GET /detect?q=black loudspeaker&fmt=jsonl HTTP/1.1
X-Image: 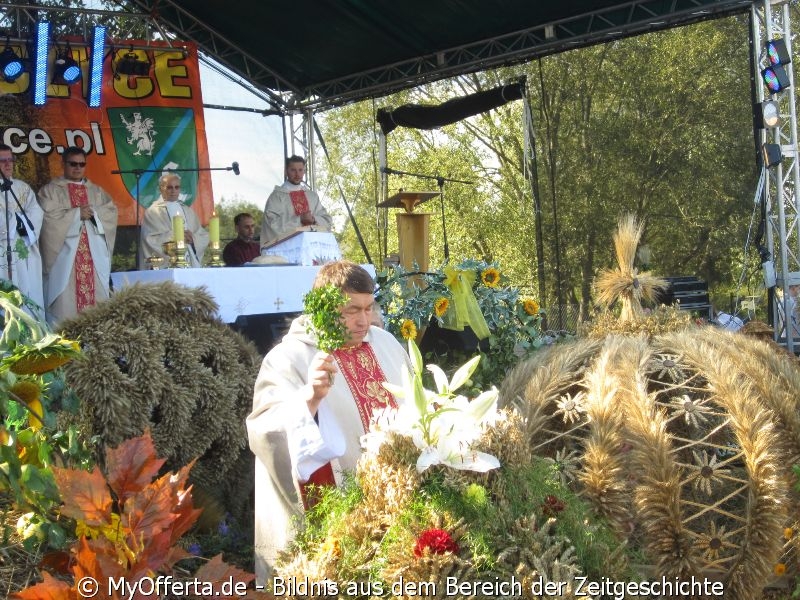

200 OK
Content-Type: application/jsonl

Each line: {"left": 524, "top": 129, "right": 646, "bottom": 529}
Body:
{"left": 231, "top": 312, "right": 298, "bottom": 355}
{"left": 656, "top": 276, "right": 712, "bottom": 318}
{"left": 418, "top": 318, "right": 489, "bottom": 356}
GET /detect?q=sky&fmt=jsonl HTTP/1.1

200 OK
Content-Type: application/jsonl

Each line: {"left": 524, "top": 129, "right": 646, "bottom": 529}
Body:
{"left": 198, "top": 62, "right": 285, "bottom": 208}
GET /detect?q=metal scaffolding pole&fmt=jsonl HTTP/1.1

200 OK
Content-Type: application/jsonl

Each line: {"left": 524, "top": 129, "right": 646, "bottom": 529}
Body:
{"left": 753, "top": 0, "right": 800, "bottom": 352}
{"left": 283, "top": 110, "right": 316, "bottom": 187}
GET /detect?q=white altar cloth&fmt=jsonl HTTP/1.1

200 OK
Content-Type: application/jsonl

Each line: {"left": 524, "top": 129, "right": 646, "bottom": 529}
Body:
{"left": 261, "top": 231, "right": 341, "bottom": 266}
{"left": 111, "top": 263, "right": 375, "bottom": 324}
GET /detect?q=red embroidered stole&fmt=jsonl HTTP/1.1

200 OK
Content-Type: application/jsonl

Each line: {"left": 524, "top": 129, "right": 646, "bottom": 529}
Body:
{"left": 300, "top": 343, "right": 396, "bottom": 510}
{"left": 289, "top": 190, "right": 310, "bottom": 215}
{"left": 333, "top": 342, "right": 397, "bottom": 429}
{"left": 68, "top": 183, "right": 95, "bottom": 312}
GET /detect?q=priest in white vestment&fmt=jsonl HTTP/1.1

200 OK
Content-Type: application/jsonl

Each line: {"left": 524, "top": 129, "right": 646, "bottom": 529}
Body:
{"left": 246, "top": 261, "right": 411, "bottom": 584}
{"left": 140, "top": 173, "right": 209, "bottom": 267}
{"left": 260, "top": 155, "right": 332, "bottom": 245}
{"left": 0, "top": 145, "right": 44, "bottom": 316}
{"left": 38, "top": 147, "right": 117, "bottom": 325}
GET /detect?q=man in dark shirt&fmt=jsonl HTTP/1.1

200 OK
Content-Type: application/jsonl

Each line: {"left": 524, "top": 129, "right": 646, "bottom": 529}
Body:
{"left": 223, "top": 212, "right": 261, "bottom": 266}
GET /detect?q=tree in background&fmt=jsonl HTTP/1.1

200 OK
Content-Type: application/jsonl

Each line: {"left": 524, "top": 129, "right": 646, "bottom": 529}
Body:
{"left": 215, "top": 198, "right": 262, "bottom": 243}
{"left": 316, "top": 14, "right": 758, "bottom": 324}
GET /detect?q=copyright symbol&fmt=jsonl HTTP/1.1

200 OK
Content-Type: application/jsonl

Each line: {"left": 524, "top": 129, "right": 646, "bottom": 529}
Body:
{"left": 77, "top": 576, "right": 99, "bottom": 598}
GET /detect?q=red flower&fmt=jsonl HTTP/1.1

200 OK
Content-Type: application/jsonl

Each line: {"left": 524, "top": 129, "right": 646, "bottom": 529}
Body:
{"left": 413, "top": 528, "right": 459, "bottom": 557}
{"left": 541, "top": 494, "right": 565, "bottom": 518}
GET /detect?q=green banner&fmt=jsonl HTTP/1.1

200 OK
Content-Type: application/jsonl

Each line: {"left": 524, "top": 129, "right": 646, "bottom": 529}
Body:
{"left": 108, "top": 106, "right": 200, "bottom": 209}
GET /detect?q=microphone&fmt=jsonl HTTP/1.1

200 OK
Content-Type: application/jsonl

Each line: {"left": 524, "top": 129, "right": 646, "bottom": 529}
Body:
{"left": 380, "top": 166, "right": 399, "bottom": 175}
{"left": 232, "top": 161, "right": 240, "bottom": 176}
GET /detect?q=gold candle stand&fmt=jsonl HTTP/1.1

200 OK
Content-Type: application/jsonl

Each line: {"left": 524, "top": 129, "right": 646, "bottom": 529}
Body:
{"left": 162, "top": 241, "right": 189, "bottom": 268}
{"left": 206, "top": 241, "right": 224, "bottom": 267}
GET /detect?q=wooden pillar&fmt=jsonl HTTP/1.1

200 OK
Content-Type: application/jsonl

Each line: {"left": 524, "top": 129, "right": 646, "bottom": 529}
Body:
{"left": 397, "top": 212, "right": 431, "bottom": 272}
{"left": 378, "top": 190, "right": 439, "bottom": 272}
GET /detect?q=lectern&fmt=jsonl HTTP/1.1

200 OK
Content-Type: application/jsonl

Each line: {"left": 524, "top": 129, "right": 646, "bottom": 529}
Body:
{"left": 378, "top": 190, "right": 439, "bottom": 271}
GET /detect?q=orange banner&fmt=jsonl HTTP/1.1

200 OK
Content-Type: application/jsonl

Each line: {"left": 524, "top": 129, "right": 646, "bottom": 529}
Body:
{"left": 0, "top": 39, "right": 212, "bottom": 227}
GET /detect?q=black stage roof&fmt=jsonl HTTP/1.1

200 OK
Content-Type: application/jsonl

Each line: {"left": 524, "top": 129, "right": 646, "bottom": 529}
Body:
{"left": 127, "top": 0, "right": 754, "bottom": 111}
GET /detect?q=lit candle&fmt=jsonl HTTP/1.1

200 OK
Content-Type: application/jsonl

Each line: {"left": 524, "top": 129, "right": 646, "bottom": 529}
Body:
{"left": 172, "top": 214, "right": 184, "bottom": 244}
{"left": 208, "top": 209, "right": 220, "bottom": 245}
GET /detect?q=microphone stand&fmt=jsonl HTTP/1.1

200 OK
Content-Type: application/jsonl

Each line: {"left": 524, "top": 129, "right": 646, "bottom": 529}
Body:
{"left": 2, "top": 181, "right": 12, "bottom": 284}
{"left": 0, "top": 175, "right": 34, "bottom": 232}
{"left": 0, "top": 175, "right": 34, "bottom": 284}
{"left": 381, "top": 167, "right": 473, "bottom": 260}
{"left": 111, "top": 162, "right": 239, "bottom": 270}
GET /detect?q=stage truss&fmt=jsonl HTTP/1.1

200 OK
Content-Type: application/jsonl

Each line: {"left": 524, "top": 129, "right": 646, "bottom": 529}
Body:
{"left": 754, "top": 0, "right": 800, "bottom": 351}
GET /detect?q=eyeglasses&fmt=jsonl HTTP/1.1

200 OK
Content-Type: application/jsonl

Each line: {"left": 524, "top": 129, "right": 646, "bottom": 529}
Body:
{"left": 0, "top": 158, "right": 15, "bottom": 164}
{"left": 66, "top": 161, "right": 86, "bottom": 167}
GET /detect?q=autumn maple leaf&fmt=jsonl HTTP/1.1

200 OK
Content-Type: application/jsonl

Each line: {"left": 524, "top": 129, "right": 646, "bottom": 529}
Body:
{"left": 15, "top": 431, "right": 254, "bottom": 600}
{"left": 9, "top": 571, "right": 75, "bottom": 600}
{"left": 106, "top": 430, "right": 166, "bottom": 505}
{"left": 194, "top": 554, "right": 256, "bottom": 597}
{"left": 51, "top": 466, "right": 112, "bottom": 527}
{"left": 123, "top": 461, "right": 201, "bottom": 564}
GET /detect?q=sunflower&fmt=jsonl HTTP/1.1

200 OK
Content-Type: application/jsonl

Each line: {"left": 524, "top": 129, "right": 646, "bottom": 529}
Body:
{"left": 400, "top": 319, "right": 417, "bottom": 341}
{"left": 481, "top": 267, "right": 500, "bottom": 288}
{"left": 8, "top": 339, "right": 81, "bottom": 375}
{"left": 10, "top": 380, "right": 41, "bottom": 405}
{"left": 522, "top": 298, "right": 540, "bottom": 316}
{"left": 434, "top": 297, "right": 450, "bottom": 318}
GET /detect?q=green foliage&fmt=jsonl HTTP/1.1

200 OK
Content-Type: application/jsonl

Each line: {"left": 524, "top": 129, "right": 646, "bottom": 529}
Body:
{"left": 303, "top": 284, "right": 349, "bottom": 352}
{"left": 296, "top": 472, "right": 364, "bottom": 553}
{"left": 377, "top": 259, "right": 552, "bottom": 390}
{"left": 298, "top": 457, "right": 629, "bottom": 584}
{"left": 0, "top": 291, "right": 94, "bottom": 550}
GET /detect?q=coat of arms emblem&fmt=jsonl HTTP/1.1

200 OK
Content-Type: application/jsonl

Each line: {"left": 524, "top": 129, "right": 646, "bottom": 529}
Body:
{"left": 120, "top": 112, "right": 157, "bottom": 156}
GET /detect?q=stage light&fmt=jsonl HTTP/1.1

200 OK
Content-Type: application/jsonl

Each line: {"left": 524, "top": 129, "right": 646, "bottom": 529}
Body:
{"left": 755, "top": 100, "right": 781, "bottom": 128}
{"left": 766, "top": 39, "right": 791, "bottom": 66}
{"left": 88, "top": 25, "right": 106, "bottom": 107}
{"left": 762, "top": 143, "right": 782, "bottom": 167}
{"left": 115, "top": 50, "right": 150, "bottom": 77}
{"left": 762, "top": 64, "right": 791, "bottom": 93}
{"left": 52, "top": 45, "right": 81, "bottom": 86}
{"left": 0, "top": 42, "right": 24, "bottom": 83}
{"left": 33, "top": 21, "right": 50, "bottom": 106}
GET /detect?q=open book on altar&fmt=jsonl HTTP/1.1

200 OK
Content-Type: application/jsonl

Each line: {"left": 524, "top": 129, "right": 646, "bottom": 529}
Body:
{"left": 260, "top": 228, "right": 342, "bottom": 266}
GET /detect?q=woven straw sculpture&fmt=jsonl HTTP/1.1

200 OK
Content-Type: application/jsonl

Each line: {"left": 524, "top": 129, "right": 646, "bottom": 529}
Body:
{"left": 57, "top": 281, "right": 261, "bottom": 518}
{"left": 499, "top": 215, "right": 800, "bottom": 599}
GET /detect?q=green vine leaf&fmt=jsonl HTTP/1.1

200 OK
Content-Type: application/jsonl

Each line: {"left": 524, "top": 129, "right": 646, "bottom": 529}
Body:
{"left": 303, "top": 285, "right": 349, "bottom": 353}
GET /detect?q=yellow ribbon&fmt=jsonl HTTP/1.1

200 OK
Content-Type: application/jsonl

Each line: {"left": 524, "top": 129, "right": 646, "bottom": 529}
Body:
{"left": 441, "top": 266, "right": 490, "bottom": 340}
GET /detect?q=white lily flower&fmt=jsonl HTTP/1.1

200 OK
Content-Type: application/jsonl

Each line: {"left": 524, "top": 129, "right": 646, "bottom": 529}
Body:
{"left": 368, "top": 340, "right": 503, "bottom": 475}
{"left": 427, "top": 363, "right": 450, "bottom": 394}
{"left": 415, "top": 436, "right": 500, "bottom": 473}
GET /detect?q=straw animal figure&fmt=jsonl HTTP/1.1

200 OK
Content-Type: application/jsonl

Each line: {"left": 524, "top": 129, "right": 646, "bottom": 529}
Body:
{"left": 499, "top": 215, "right": 800, "bottom": 599}
{"left": 57, "top": 281, "right": 261, "bottom": 520}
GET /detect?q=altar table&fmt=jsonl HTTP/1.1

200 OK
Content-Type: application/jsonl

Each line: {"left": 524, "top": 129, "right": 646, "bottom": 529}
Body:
{"left": 111, "top": 265, "right": 322, "bottom": 323}
{"left": 110, "top": 263, "right": 376, "bottom": 324}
